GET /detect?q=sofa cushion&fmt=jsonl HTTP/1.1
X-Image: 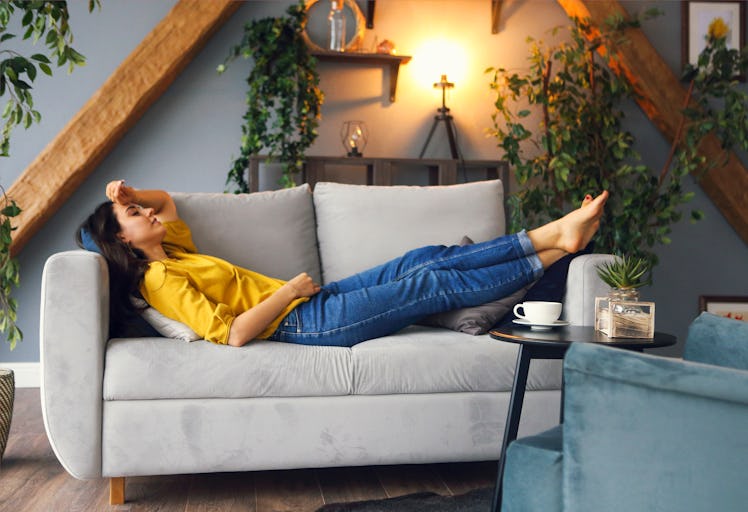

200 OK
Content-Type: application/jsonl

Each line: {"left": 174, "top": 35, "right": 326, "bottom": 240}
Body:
{"left": 171, "top": 185, "right": 321, "bottom": 283}
{"left": 103, "top": 327, "right": 561, "bottom": 400}
{"left": 351, "top": 326, "right": 561, "bottom": 395}
{"left": 103, "top": 338, "right": 352, "bottom": 400}
{"left": 313, "top": 180, "right": 505, "bottom": 283}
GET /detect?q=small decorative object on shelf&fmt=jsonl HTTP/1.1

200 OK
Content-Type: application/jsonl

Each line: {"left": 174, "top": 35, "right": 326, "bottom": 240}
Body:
{"left": 595, "top": 256, "right": 655, "bottom": 339}
{"left": 376, "top": 39, "right": 396, "bottom": 54}
{"left": 328, "top": 0, "right": 346, "bottom": 51}
{"left": 341, "top": 121, "right": 368, "bottom": 157}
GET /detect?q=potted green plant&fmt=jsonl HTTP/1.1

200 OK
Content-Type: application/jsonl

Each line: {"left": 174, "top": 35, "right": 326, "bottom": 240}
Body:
{"left": 486, "top": 11, "right": 748, "bottom": 270}
{"left": 218, "top": 0, "right": 324, "bottom": 192}
{"left": 595, "top": 255, "right": 655, "bottom": 338}
{"left": 0, "top": 0, "right": 96, "bottom": 462}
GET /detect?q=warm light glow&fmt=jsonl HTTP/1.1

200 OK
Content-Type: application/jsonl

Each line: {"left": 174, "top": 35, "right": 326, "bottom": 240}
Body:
{"left": 411, "top": 38, "right": 468, "bottom": 89}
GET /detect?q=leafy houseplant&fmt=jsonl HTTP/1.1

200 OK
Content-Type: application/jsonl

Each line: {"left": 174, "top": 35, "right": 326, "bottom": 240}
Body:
{"left": 487, "top": 12, "right": 748, "bottom": 270}
{"left": 595, "top": 254, "right": 655, "bottom": 338}
{"left": 219, "top": 0, "right": 324, "bottom": 192}
{"left": 0, "top": 0, "right": 95, "bottom": 351}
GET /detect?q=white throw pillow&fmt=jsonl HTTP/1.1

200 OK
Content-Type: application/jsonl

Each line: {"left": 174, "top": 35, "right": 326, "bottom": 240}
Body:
{"left": 131, "top": 297, "right": 201, "bottom": 342}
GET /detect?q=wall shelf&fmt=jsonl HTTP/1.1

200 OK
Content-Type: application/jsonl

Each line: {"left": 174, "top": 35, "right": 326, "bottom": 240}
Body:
{"left": 311, "top": 50, "right": 411, "bottom": 102}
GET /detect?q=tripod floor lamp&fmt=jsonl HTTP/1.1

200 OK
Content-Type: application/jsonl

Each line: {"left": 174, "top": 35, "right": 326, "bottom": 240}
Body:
{"left": 419, "top": 74, "right": 464, "bottom": 161}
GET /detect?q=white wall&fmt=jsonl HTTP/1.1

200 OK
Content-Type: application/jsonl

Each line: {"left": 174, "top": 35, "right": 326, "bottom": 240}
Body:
{"left": 1, "top": 0, "right": 746, "bottom": 369}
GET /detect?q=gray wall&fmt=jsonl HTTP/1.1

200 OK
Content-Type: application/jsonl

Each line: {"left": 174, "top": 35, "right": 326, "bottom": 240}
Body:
{"left": 1, "top": 0, "right": 746, "bottom": 363}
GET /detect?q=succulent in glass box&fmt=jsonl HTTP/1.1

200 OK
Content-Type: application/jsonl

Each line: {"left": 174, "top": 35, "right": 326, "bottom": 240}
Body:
{"left": 595, "top": 256, "right": 655, "bottom": 339}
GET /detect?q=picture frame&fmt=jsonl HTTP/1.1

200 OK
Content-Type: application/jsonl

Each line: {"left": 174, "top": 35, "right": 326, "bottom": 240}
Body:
{"left": 699, "top": 295, "right": 748, "bottom": 322}
{"left": 681, "top": 1, "right": 746, "bottom": 71}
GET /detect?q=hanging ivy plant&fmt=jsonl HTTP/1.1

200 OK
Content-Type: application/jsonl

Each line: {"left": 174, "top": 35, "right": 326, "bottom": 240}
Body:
{"left": 0, "top": 189, "right": 20, "bottom": 350}
{"left": 219, "top": 0, "right": 324, "bottom": 192}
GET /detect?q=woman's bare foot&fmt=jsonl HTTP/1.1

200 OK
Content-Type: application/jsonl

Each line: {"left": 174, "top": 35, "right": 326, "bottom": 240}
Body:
{"left": 527, "top": 191, "right": 608, "bottom": 254}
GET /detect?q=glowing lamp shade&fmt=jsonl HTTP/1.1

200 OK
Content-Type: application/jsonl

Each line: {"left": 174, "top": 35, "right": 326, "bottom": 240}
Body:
{"left": 411, "top": 38, "right": 468, "bottom": 89}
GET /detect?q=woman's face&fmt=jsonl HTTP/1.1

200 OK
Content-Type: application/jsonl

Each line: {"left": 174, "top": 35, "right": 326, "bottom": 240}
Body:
{"left": 113, "top": 203, "right": 165, "bottom": 250}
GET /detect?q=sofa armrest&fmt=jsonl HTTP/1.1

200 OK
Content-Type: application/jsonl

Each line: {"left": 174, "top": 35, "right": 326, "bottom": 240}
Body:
{"left": 562, "top": 254, "right": 614, "bottom": 326}
{"left": 40, "top": 251, "right": 108, "bottom": 479}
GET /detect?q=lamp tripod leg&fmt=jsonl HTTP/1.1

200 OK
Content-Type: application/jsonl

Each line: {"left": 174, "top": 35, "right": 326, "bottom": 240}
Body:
{"left": 419, "top": 117, "right": 441, "bottom": 159}
{"left": 444, "top": 117, "right": 459, "bottom": 160}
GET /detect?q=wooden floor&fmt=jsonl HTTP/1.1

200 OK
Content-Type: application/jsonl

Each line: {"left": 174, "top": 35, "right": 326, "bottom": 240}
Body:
{"left": 0, "top": 389, "right": 496, "bottom": 511}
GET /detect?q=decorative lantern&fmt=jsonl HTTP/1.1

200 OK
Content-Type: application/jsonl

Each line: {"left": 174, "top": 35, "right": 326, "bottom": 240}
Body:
{"left": 341, "top": 121, "right": 368, "bottom": 157}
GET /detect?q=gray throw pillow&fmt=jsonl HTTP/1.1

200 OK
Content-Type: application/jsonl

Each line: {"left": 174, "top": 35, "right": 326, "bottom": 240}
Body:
{"left": 418, "top": 236, "right": 533, "bottom": 335}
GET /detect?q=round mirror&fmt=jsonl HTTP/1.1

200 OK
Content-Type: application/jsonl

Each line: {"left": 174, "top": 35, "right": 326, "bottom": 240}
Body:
{"left": 303, "top": 0, "right": 365, "bottom": 52}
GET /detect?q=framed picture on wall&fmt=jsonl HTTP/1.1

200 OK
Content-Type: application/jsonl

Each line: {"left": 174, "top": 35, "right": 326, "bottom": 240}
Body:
{"left": 681, "top": 1, "right": 746, "bottom": 70}
{"left": 699, "top": 295, "right": 748, "bottom": 322}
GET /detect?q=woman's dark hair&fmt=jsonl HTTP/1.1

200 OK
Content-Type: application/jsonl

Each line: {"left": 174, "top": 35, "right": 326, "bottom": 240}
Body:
{"left": 76, "top": 201, "right": 150, "bottom": 337}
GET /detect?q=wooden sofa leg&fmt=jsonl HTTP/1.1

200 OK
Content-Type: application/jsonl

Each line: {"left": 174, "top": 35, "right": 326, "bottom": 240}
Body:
{"left": 110, "top": 477, "right": 125, "bottom": 505}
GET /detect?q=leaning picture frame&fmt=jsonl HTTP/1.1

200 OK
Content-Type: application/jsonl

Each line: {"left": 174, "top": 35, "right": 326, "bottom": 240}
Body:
{"left": 699, "top": 295, "right": 748, "bottom": 322}
{"left": 681, "top": 1, "right": 746, "bottom": 71}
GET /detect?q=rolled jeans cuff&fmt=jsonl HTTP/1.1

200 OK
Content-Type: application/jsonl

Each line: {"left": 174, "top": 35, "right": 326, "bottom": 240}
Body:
{"left": 516, "top": 229, "right": 544, "bottom": 280}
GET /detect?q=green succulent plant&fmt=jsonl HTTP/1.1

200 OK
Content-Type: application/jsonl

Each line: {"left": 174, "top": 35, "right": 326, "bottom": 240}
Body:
{"left": 596, "top": 255, "right": 651, "bottom": 290}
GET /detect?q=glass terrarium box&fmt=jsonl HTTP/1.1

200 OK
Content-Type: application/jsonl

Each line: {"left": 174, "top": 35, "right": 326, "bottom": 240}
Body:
{"left": 595, "top": 293, "right": 655, "bottom": 339}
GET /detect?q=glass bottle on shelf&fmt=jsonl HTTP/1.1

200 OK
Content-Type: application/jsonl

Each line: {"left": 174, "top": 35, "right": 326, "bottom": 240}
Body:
{"left": 328, "top": 0, "right": 346, "bottom": 52}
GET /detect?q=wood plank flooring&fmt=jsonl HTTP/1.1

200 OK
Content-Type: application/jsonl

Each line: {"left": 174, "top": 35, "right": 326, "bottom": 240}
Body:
{"left": 0, "top": 389, "right": 496, "bottom": 511}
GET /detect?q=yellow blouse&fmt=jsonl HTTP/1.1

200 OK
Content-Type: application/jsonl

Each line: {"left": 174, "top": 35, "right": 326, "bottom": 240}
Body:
{"left": 139, "top": 219, "right": 307, "bottom": 344}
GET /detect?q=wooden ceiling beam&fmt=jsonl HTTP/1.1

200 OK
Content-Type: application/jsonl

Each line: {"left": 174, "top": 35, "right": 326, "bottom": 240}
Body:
{"left": 557, "top": 0, "right": 748, "bottom": 245}
{"left": 8, "top": 0, "right": 242, "bottom": 256}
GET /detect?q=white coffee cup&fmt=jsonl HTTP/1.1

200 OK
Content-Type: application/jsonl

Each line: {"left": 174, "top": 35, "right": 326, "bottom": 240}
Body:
{"left": 513, "top": 301, "right": 562, "bottom": 324}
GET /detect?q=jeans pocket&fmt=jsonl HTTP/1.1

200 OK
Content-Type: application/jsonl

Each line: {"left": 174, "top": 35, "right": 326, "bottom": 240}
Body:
{"left": 274, "top": 309, "right": 300, "bottom": 338}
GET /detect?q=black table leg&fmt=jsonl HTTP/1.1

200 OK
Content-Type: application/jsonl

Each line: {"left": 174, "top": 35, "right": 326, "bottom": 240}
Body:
{"left": 491, "top": 344, "right": 532, "bottom": 512}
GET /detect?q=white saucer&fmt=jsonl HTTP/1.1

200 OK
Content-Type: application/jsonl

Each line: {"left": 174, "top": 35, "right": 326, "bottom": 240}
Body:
{"left": 513, "top": 319, "right": 570, "bottom": 330}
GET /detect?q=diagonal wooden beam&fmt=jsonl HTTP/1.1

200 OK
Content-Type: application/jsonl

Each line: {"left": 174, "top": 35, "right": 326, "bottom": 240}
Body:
{"left": 557, "top": 0, "right": 748, "bottom": 245}
{"left": 8, "top": 0, "right": 242, "bottom": 256}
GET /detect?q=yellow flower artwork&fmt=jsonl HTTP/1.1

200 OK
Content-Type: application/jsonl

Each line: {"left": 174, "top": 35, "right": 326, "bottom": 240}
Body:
{"left": 708, "top": 17, "right": 730, "bottom": 41}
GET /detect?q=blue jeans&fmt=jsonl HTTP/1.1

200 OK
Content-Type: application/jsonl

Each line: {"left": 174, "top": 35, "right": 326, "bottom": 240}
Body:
{"left": 269, "top": 231, "right": 543, "bottom": 347}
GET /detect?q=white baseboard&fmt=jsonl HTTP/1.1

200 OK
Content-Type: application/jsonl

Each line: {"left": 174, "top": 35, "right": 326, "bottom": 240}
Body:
{"left": 0, "top": 362, "right": 40, "bottom": 388}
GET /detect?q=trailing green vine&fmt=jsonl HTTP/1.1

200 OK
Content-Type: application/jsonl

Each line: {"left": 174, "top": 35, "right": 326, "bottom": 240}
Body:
{"left": 219, "top": 1, "right": 323, "bottom": 192}
{"left": 0, "top": 189, "right": 20, "bottom": 350}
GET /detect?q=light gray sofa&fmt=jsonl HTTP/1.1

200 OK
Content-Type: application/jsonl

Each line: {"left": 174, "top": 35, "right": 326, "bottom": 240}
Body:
{"left": 40, "top": 180, "right": 613, "bottom": 504}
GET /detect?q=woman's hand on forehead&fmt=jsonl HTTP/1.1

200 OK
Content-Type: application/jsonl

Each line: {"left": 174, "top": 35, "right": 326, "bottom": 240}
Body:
{"left": 106, "top": 180, "right": 137, "bottom": 205}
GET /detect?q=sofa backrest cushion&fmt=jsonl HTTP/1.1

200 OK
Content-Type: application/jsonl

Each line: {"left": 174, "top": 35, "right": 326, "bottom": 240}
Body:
{"left": 313, "top": 180, "right": 505, "bottom": 283}
{"left": 171, "top": 185, "right": 321, "bottom": 283}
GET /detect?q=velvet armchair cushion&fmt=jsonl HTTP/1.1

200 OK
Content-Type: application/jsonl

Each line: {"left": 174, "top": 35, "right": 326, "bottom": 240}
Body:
{"left": 501, "top": 425, "right": 562, "bottom": 512}
{"left": 683, "top": 312, "right": 748, "bottom": 371}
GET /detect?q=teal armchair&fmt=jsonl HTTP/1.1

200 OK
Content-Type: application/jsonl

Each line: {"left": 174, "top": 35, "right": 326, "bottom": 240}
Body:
{"left": 502, "top": 313, "right": 748, "bottom": 512}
